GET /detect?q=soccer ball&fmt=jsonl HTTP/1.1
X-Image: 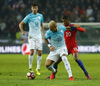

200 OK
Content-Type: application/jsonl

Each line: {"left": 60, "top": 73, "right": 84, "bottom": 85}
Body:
{"left": 26, "top": 71, "right": 35, "bottom": 80}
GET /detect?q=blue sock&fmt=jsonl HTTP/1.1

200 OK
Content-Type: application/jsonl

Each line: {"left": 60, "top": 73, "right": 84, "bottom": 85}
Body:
{"left": 53, "top": 64, "right": 58, "bottom": 70}
{"left": 77, "top": 60, "right": 87, "bottom": 73}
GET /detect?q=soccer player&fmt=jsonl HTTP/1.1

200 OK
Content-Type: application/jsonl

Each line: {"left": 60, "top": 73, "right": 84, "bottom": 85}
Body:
{"left": 19, "top": 2, "right": 45, "bottom": 75}
{"left": 44, "top": 20, "right": 78, "bottom": 81}
{"left": 47, "top": 15, "right": 91, "bottom": 79}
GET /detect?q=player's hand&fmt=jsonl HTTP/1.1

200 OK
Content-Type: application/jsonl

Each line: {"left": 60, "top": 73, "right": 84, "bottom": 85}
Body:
{"left": 74, "top": 24, "right": 80, "bottom": 27}
{"left": 66, "top": 26, "right": 71, "bottom": 30}
{"left": 70, "top": 26, "right": 77, "bottom": 31}
{"left": 50, "top": 46, "right": 55, "bottom": 51}
{"left": 22, "top": 31, "right": 26, "bottom": 35}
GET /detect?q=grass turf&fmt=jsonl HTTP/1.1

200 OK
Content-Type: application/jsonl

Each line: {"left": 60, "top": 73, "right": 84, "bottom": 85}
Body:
{"left": 0, "top": 54, "right": 100, "bottom": 86}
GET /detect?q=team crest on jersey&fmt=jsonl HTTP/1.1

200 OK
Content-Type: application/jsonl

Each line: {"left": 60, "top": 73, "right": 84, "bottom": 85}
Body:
{"left": 38, "top": 16, "right": 41, "bottom": 19}
{"left": 60, "top": 30, "right": 63, "bottom": 33}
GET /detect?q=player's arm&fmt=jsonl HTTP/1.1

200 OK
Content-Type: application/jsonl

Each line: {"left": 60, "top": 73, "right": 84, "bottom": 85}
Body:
{"left": 44, "top": 37, "right": 55, "bottom": 51}
{"left": 65, "top": 26, "right": 77, "bottom": 31}
{"left": 77, "top": 27, "right": 85, "bottom": 32}
{"left": 44, "top": 34, "right": 55, "bottom": 51}
{"left": 19, "top": 21, "right": 26, "bottom": 35}
{"left": 41, "top": 15, "right": 45, "bottom": 37}
{"left": 41, "top": 23, "right": 45, "bottom": 36}
{"left": 65, "top": 26, "right": 71, "bottom": 30}
{"left": 69, "top": 24, "right": 85, "bottom": 32}
{"left": 74, "top": 24, "right": 85, "bottom": 32}
{"left": 74, "top": 24, "right": 80, "bottom": 27}
{"left": 44, "top": 37, "right": 50, "bottom": 46}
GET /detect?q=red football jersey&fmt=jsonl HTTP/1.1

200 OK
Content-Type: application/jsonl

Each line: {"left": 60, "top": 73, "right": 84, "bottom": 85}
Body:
{"left": 64, "top": 24, "right": 77, "bottom": 50}
{"left": 64, "top": 24, "right": 85, "bottom": 53}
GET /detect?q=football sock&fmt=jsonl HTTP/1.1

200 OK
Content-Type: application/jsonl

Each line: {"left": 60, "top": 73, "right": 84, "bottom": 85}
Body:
{"left": 37, "top": 55, "right": 42, "bottom": 69}
{"left": 29, "top": 55, "right": 33, "bottom": 69}
{"left": 61, "top": 56, "right": 72, "bottom": 78}
{"left": 53, "top": 64, "right": 58, "bottom": 70}
{"left": 46, "top": 65, "right": 56, "bottom": 73}
{"left": 77, "top": 60, "right": 87, "bottom": 73}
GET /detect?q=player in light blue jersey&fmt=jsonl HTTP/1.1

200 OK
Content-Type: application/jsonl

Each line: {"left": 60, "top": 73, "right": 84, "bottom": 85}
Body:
{"left": 19, "top": 2, "right": 45, "bottom": 75}
{"left": 44, "top": 20, "right": 74, "bottom": 81}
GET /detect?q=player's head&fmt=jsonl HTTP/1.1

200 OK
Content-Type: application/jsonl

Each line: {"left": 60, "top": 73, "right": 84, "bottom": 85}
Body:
{"left": 62, "top": 15, "right": 70, "bottom": 26}
{"left": 31, "top": 2, "right": 38, "bottom": 15}
{"left": 48, "top": 20, "right": 57, "bottom": 32}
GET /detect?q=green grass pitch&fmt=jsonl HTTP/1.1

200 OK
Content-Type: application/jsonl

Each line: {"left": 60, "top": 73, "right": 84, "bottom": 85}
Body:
{"left": 0, "top": 54, "right": 100, "bottom": 86}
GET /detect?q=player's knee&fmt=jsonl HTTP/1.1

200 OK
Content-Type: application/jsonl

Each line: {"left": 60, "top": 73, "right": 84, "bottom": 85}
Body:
{"left": 38, "top": 53, "right": 42, "bottom": 56}
{"left": 30, "top": 53, "right": 34, "bottom": 56}
{"left": 61, "top": 54, "right": 67, "bottom": 57}
{"left": 73, "top": 53, "right": 79, "bottom": 62}
{"left": 30, "top": 50, "right": 34, "bottom": 55}
{"left": 45, "top": 61, "right": 51, "bottom": 68}
{"left": 74, "top": 58, "right": 79, "bottom": 62}
{"left": 45, "top": 64, "right": 50, "bottom": 68}
{"left": 37, "top": 51, "right": 42, "bottom": 56}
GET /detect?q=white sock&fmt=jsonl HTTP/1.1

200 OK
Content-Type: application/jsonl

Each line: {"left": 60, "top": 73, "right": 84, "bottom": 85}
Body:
{"left": 46, "top": 65, "right": 56, "bottom": 73}
{"left": 37, "top": 55, "right": 42, "bottom": 69}
{"left": 61, "top": 56, "right": 72, "bottom": 78}
{"left": 29, "top": 55, "right": 33, "bottom": 69}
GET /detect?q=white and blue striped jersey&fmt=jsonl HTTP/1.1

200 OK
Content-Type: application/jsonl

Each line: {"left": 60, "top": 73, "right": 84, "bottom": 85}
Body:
{"left": 45, "top": 25, "right": 66, "bottom": 50}
{"left": 23, "top": 12, "right": 44, "bottom": 38}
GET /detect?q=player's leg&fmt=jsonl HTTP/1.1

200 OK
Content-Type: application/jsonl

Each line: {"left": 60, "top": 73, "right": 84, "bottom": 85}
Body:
{"left": 49, "top": 55, "right": 74, "bottom": 80}
{"left": 73, "top": 52, "right": 87, "bottom": 72}
{"left": 46, "top": 57, "right": 62, "bottom": 79}
{"left": 48, "top": 49, "right": 71, "bottom": 79}
{"left": 45, "top": 51, "right": 58, "bottom": 73}
{"left": 29, "top": 49, "right": 34, "bottom": 72}
{"left": 45, "top": 59, "right": 57, "bottom": 80}
{"left": 36, "top": 38, "right": 42, "bottom": 75}
{"left": 28, "top": 38, "right": 35, "bottom": 72}
{"left": 72, "top": 47, "right": 91, "bottom": 79}
{"left": 49, "top": 47, "right": 73, "bottom": 80}
{"left": 36, "top": 50, "right": 42, "bottom": 75}
{"left": 60, "top": 47, "right": 73, "bottom": 81}
{"left": 53, "top": 57, "right": 62, "bottom": 69}
{"left": 61, "top": 54, "right": 73, "bottom": 81}
{"left": 45, "top": 59, "right": 56, "bottom": 73}
{"left": 46, "top": 51, "right": 60, "bottom": 79}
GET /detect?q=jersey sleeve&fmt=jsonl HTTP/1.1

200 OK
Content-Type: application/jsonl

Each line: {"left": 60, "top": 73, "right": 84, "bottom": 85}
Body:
{"left": 77, "top": 27, "right": 85, "bottom": 32}
{"left": 45, "top": 30, "right": 51, "bottom": 39}
{"left": 41, "top": 15, "right": 44, "bottom": 23}
{"left": 62, "top": 25, "right": 66, "bottom": 31}
{"left": 70, "top": 24, "right": 85, "bottom": 32}
{"left": 23, "top": 15, "right": 29, "bottom": 24}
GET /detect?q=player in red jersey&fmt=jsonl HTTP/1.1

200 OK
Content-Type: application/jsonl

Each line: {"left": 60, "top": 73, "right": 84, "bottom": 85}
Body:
{"left": 47, "top": 15, "right": 91, "bottom": 80}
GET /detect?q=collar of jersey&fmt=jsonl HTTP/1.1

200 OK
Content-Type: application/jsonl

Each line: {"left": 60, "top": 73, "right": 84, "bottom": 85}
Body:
{"left": 32, "top": 12, "right": 38, "bottom": 15}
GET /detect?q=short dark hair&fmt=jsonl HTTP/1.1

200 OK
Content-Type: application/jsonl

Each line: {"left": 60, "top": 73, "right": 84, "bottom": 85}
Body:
{"left": 62, "top": 15, "right": 69, "bottom": 20}
{"left": 31, "top": 2, "right": 38, "bottom": 7}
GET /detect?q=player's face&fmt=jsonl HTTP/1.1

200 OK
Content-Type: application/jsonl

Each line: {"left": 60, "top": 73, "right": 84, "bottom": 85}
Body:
{"left": 49, "top": 25, "right": 57, "bottom": 32}
{"left": 62, "top": 19, "right": 70, "bottom": 26}
{"left": 31, "top": 6, "right": 38, "bottom": 14}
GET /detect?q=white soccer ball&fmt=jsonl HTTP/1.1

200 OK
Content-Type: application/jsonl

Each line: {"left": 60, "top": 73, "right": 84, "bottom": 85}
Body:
{"left": 26, "top": 71, "right": 35, "bottom": 80}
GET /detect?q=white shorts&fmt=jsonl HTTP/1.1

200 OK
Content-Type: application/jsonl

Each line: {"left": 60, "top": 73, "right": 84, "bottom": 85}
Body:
{"left": 46, "top": 46, "right": 68, "bottom": 62}
{"left": 28, "top": 37, "right": 42, "bottom": 50}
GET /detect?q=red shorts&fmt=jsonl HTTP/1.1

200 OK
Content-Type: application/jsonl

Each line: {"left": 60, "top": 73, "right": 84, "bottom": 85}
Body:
{"left": 68, "top": 46, "right": 78, "bottom": 55}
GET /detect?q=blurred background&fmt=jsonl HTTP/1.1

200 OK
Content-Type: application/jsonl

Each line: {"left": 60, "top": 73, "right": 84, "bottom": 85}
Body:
{"left": 0, "top": 0, "right": 100, "bottom": 54}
